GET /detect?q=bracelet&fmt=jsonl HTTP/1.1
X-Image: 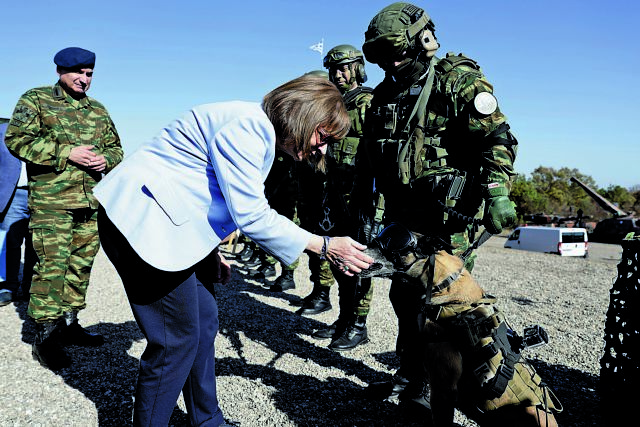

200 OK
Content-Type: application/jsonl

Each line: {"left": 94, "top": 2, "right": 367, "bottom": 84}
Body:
{"left": 320, "top": 236, "right": 331, "bottom": 260}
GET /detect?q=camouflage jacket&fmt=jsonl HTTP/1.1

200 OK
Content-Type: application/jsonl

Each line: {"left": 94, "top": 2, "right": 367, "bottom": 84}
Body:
{"left": 297, "top": 86, "right": 374, "bottom": 236}
{"left": 5, "top": 82, "right": 123, "bottom": 210}
{"left": 361, "top": 53, "right": 518, "bottom": 234}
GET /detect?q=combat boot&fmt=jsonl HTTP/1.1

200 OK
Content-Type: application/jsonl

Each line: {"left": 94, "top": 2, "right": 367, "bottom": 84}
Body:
{"left": 236, "top": 244, "right": 253, "bottom": 261}
{"left": 33, "top": 319, "right": 71, "bottom": 370}
{"left": 297, "top": 285, "right": 332, "bottom": 315}
{"left": 312, "top": 318, "right": 343, "bottom": 339}
{"left": 60, "top": 311, "right": 105, "bottom": 346}
{"left": 398, "top": 379, "right": 432, "bottom": 419}
{"left": 243, "top": 252, "right": 262, "bottom": 269}
{"left": 268, "top": 269, "right": 295, "bottom": 292}
{"left": 252, "top": 263, "right": 277, "bottom": 280}
{"left": 328, "top": 315, "right": 369, "bottom": 351}
{"left": 365, "top": 372, "right": 410, "bottom": 401}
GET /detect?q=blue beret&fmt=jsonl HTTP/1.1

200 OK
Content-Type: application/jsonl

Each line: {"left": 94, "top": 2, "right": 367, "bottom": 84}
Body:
{"left": 53, "top": 47, "right": 96, "bottom": 69}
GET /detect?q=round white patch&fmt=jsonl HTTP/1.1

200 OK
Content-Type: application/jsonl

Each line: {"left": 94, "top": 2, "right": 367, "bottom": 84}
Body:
{"left": 474, "top": 92, "right": 498, "bottom": 115}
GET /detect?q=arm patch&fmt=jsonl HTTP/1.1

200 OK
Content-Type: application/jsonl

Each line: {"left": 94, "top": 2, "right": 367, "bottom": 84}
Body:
{"left": 11, "top": 104, "right": 36, "bottom": 125}
{"left": 474, "top": 92, "right": 498, "bottom": 115}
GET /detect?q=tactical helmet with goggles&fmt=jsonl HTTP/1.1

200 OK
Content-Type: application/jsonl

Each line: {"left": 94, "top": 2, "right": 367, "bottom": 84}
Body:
{"left": 363, "top": 2, "right": 435, "bottom": 67}
{"left": 324, "top": 44, "right": 368, "bottom": 89}
{"left": 323, "top": 44, "right": 364, "bottom": 68}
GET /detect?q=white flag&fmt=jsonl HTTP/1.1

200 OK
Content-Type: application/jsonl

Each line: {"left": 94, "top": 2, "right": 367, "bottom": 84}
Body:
{"left": 309, "top": 40, "right": 323, "bottom": 54}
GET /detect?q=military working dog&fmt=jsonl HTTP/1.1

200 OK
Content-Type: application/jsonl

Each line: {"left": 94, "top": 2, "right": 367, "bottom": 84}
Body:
{"left": 360, "top": 223, "right": 562, "bottom": 427}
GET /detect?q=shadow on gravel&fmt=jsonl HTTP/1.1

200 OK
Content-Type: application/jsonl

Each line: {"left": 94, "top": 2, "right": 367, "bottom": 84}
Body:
{"left": 12, "top": 300, "right": 188, "bottom": 427}
{"left": 216, "top": 357, "right": 426, "bottom": 427}
{"left": 216, "top": 268, "right": 427, "bottom": 426}
{"left": 529, "top": 359, "right": 602, "bottom": 427}
{"left": 224, "top": 269, "right": 384, "bottom": 379}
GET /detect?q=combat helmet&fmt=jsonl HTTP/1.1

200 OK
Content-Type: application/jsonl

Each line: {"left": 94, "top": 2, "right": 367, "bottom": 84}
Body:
{"left": 363, "top": 2, "right": 438, "bottom": 82}
{"left": 323, "top": 44, "right": 368, "bottom": 83}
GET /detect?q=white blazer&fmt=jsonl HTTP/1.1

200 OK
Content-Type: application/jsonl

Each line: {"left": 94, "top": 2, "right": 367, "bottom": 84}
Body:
{"left": 94, "top": 101, "right": 311, "bottom": 271}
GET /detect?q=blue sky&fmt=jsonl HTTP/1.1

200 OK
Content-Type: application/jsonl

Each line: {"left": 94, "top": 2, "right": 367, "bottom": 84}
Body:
{"left": 1, "top": 0, "right": 638, "bottom": 188}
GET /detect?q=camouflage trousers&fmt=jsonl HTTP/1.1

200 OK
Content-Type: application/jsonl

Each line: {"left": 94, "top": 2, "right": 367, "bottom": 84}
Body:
{"left": 261, "top": 250, "right": 299, "bottom": 271}
{"left": 28, "top": 208, "right": 100, "bottom": 322}
{"left": 309, "top": 253, "right": 375, "bottom": 316}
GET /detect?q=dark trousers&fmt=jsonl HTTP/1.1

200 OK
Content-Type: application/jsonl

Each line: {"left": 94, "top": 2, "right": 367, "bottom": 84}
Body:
{"left": 98, "top": 207, "right": 224, "bottom": 427}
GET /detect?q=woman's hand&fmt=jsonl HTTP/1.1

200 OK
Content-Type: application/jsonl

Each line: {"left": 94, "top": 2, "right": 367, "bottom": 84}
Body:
{"left": 215, "top": 252, "right": 232, "bottom": 284}
{"left": 325, "top": 236, "right": 373, "bottom": 276}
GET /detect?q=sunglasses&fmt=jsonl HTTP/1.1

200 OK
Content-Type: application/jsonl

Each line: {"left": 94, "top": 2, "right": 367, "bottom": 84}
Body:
{"left": 316, "top": 128, "right": 333, "bottom": 145}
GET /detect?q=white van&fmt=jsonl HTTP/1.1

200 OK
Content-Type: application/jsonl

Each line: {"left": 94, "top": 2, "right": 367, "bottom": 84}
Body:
{"left": 504, "top": 226, "right": 589, "bottom": 257}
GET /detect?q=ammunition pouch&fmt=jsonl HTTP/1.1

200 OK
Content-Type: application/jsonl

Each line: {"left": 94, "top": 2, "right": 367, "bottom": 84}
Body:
{"left": 331, "top": 136, "right": 359, "bottom": 166}
{"left": 397, "top": 135, "right": 450, "bottom": 185}
{"left": 371, "top": 103, "right": 399, "bottom": 137}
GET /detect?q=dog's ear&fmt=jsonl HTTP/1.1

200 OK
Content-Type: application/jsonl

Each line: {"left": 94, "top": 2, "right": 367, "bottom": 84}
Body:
{"left": 406, "top": 258, "right": 428, "bottom": 279}
{"left": 432, "top": 251, "right": 463, "bottom": 282}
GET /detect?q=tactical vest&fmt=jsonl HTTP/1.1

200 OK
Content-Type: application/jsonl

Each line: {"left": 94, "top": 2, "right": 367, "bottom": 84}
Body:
{"left": 330, "top": 86, "right": 373, "bottom": 167}
{"left": 318, "top": 86, "right": 374, "bottom": 235}
{"left": 367, "top": 53, "right": 484, "bottom": 229}
{"left": 444, "top": 302, "right": 522, "bottom": 400}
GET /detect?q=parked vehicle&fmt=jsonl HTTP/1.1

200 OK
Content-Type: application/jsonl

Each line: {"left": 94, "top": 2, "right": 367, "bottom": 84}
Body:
{"left": 571, "top": 177, "right": 640, "bottom": 243}
{"left": 504, "top": 226, "right": 589, "bottom": 257}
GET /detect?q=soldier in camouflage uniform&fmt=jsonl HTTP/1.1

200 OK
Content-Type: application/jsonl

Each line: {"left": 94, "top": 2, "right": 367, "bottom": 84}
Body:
{"left": 358, "top": 2, "right": 519, "bottom": 410}
{"left": 5, "top": 47, "right": 124, "bottom": 370}
{"left": 247, "top": 150, "right": 301, "bottom": 291}
{"left": 297, "top": 46, "right": 377, "bottom": 352}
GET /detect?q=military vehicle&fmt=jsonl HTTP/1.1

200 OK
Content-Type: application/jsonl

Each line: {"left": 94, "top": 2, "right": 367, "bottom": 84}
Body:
{"left": 571, "top": 177, "right": 640, "bottom": 243}
{"left": 522, "top": 212, "right": 587, "bottom": 226}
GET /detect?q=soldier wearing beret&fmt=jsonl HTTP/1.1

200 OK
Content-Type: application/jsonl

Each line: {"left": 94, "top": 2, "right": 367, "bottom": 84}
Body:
{"left": 5, "top": 47, "right": 124, "bottom": 370}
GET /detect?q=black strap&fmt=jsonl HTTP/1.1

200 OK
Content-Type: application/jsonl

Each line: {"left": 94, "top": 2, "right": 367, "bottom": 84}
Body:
{"left": 485, "top": 322, "right": 521, "bottom": 399}
{"left": 343, "top": 86, "right": 373, "bottom": 105}
{"left": 432, "top": 267, "right": 463, "bottom": 294}
{"left": 485, "top": 122, "right": 518, "bottom": 147}
{"left": 460, "top": 229, "right": 492, "bottom": 263}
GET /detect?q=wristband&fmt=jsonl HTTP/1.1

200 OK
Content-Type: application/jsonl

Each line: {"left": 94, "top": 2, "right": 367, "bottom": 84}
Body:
{"left": 320, "top": 236, "right": 331, "bottom": 260}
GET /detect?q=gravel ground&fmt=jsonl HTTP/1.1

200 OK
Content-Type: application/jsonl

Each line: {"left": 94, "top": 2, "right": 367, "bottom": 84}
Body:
{"left": 0, "top": 236, "right": 622, "bottom": 427}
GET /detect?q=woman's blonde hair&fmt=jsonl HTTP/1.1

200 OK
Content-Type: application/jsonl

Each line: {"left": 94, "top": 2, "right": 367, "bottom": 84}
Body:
{"left": 262, "top": 75, "right": 350, "bottom": 172}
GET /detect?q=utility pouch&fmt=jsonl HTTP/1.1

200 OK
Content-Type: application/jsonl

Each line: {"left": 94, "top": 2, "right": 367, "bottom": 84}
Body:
{"left": 334, "top": 137, "right": 359, "bottom": 165}
{"left": 372, "top": 104, "right": 398, "bottom": 137}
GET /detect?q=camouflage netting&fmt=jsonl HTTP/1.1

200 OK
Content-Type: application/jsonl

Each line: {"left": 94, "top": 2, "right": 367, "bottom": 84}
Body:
{"left": 600, "top": 234, "right": 639, "bottom": 423}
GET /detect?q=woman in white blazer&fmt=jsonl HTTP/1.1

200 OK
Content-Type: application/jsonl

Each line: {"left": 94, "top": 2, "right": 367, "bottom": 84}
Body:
{"left": 94, "top": 76, "right": 373, "bottom": 427}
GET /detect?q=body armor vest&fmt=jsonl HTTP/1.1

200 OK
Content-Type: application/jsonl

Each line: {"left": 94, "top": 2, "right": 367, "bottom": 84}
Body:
{"left": 330, "top": 86, "right": 373, "bottom": 167}
{"left": 366, "top": 54, "right": 485, "bottom": 233}
{"left": 318, "top": 86, "right": 374, "bottom": 235}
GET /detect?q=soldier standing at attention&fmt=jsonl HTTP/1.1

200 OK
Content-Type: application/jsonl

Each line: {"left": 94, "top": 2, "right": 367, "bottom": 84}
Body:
{"left": 298, "top": 45, "right": 376, "bottom": 352}
{"left": 5, "top": 47, "right": 124, "bottom": 370}
{"left": 359, "top": 1, "right": 519, "bottom": 410}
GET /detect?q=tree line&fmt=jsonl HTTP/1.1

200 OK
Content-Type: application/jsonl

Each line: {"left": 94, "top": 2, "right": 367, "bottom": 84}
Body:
{"left": 510, "top": 166, "right": 639, "bottom": 223}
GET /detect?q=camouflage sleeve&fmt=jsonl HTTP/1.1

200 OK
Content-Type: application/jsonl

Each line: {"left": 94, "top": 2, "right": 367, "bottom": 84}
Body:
{"left": 456, "top": 72, "right": 518, "bottom": 195}
{"left": 99, "top": 112, "right": 123, "bottom": 173}
{"left": 5, "top": 91, "right": 72, "bottom": 170}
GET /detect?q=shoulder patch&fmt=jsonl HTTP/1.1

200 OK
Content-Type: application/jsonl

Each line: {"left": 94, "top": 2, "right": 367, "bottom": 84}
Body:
{"left": 473, "top": 92, "right": 498, "bottom": 115}
{"left": 11, "top": 104, "right": 36, "bottom": 125}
